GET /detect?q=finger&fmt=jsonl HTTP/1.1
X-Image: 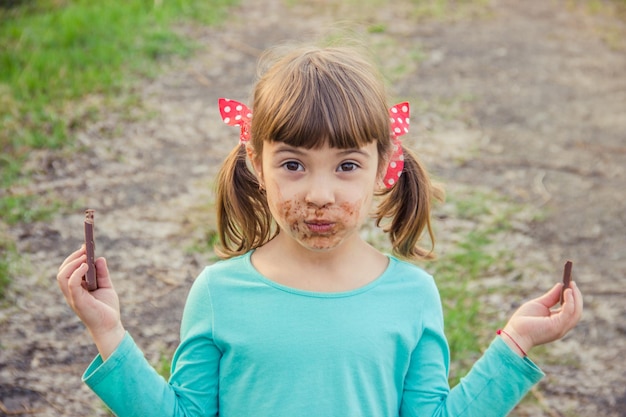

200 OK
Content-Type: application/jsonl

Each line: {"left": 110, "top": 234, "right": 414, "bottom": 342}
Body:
{"left": 572, "top": 281, "right": 583, "bottom": 308}
{"left": 67, "top": 262, "right": 92, "bottom": 311}
{"left": 562, "top": 281, "right": 583, "bottom": 324}
{"left": 59, "top": 245, "right": 85, "bottom": 270}
{"left": 94, "top": 257, "right": 113, "bottom": 289}
{"left": 57, "top": 254, "right": 87, "bottom": 297}
{"left": 58, "top": 246, "right": 86, "bottom": 272}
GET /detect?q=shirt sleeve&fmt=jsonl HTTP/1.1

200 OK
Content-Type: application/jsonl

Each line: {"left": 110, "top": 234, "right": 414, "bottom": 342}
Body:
{"left": 400, "top": 280, "right": 545, "bottom": 417}
{"left": 83, "top": 332, "right": 179, "bottom": 416}
{"left": 442, "top": 336, "right": 545, "bottom": 416}
{"left": 82, "top": 269, "right": 221, "bottom": 417}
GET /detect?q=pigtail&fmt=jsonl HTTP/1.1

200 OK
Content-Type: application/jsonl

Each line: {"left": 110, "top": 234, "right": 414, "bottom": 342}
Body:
{"left": 215, "top": 145, "right": 275, "bottom": 258}
{"left": 375, "top": 146, "right": 444, "bottom": 260}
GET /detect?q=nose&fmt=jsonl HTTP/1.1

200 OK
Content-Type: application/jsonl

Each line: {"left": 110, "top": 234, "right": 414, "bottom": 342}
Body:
{"left": 305, "top": 175, "right": 335, "bottom": 208}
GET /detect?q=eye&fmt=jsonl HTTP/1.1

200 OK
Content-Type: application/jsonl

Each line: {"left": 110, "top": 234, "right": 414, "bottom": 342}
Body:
{"left": 283, "top": 161, "right": 303, "bottom": 171}
{"left": 337, "top": 162, "right": 359, "bottom": 172}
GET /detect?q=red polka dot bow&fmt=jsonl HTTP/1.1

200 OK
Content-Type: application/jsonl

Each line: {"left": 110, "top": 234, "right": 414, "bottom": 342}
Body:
{"left": 219, "top": 98, "right": 252, "bottom": 144}
{"left": 384, "top": 102, "right": 410, "bottom": 189}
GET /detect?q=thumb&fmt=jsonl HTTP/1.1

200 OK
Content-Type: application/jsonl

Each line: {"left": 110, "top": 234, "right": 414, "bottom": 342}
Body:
{"left": 94, "top": 257, "right": 113, "bottom": 289}
{"left": 560, "top": 281, "right": 583, "bottom": 324}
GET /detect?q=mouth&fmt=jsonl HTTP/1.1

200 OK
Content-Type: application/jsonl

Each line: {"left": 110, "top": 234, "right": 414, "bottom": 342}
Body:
{"left": 304, "top": 220, "right": 335, "bottom": 234}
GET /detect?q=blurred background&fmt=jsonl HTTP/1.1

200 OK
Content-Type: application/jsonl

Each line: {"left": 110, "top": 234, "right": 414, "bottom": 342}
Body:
{"left": 1, "top": 0, "right": 625, "bottom": 416}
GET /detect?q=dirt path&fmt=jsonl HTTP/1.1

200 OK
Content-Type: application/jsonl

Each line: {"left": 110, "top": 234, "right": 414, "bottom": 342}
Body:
{"left": 410, "top": 2, "right": 626, "bottom": 415}
{"left": 1, "top": 0, "right": 625, "bottom": 416}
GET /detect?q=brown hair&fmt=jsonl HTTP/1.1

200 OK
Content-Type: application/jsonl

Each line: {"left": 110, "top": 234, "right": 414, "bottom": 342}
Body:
{"left": 215, "top": 45, "right": 443, "bottom": 259}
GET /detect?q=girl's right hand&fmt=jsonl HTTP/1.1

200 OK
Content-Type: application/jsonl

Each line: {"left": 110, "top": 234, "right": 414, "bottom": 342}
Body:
{"left": 57, "top": 246, "right": 126, "bottom": 359}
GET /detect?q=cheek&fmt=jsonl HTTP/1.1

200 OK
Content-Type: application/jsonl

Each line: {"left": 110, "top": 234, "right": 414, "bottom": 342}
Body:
{"left": 338, "top": 201, "right": 361, "bottom": 225}
{"left": 276, "top": 199, "right": 304, "bottom": 233}
{"left": 342, "top": 186, "right": 374, "bottom": 219}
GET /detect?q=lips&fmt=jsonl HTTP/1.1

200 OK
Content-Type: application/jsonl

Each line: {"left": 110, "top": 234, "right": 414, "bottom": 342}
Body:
{"left": 304, "top": 220, "right": 335, "bottom": 233}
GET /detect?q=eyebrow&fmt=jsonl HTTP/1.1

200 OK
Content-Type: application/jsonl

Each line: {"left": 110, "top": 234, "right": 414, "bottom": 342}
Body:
{"left": 273, "top": 144, "right": 306, "bottom": 156}
{"left": 336, "top": 148, "right": 371, "bottom": 158}
{"left": 273, "top": 144, "right": 372, "bottom": 158}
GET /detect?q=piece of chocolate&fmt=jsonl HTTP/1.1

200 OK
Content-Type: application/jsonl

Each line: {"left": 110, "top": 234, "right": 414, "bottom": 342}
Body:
{"left": 84, "top": 209, "right": 97, "bottom": 291}
{"left": 560, "top": 260, "right": 572, "bottom": 305}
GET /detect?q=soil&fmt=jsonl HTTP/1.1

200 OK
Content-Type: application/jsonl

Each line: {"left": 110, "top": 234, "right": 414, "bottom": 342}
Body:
{"left": 1, "top": 0, "right": 625, "bottom": 416}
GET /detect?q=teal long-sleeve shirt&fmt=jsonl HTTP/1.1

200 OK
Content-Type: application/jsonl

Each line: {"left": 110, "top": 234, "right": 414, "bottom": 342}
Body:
{"left": 83, "top": 253, "right": 544, "bottom": 416}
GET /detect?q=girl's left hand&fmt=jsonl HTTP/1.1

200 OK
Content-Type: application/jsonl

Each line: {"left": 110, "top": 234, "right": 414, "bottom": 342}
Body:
{"left": 501, "top": 281, "right": 583, "bottom": 356}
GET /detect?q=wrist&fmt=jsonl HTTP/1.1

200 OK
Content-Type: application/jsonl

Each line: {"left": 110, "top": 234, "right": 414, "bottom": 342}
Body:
{"left": 498, "top": 327, "right": 532, "bottom": 357}
{"left": 90, "top": 322, "right": 126, "bottom": 360}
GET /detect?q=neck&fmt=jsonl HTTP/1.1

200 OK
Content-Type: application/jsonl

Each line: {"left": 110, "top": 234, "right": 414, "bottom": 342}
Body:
{"left": 251, "top": 235, "right": 388, "bottom": 292}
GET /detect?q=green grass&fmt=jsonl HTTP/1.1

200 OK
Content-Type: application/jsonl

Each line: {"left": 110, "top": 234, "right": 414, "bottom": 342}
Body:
{"left": 1, "top": 0, "right": 236, "bottom": 189}
{"left": 0, "top": 234, "right": 14, "bottom": 300}
{"left": 155, "top": 350, "right": 173, "bottom": 380}
{"left": 0, "top": 0, "right": 237, "bottom": 297}
{"left": 410, "top": 0, "right": 494, "bottom": 21}
{"left": 569, "top": 0, "right": 626, "bottom": 49}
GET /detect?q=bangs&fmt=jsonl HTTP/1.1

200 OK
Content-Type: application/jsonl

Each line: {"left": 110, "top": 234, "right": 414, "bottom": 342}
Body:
{"left": 252, "top": 47, "right": 390, "bottom": 152}
{"left": 271, "top": 73, "right": 388, "bottom": 150}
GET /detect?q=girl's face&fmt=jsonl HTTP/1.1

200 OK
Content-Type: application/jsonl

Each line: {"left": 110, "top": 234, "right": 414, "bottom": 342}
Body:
{"left": 250, "top": 140, "right": 382, "bottom": 253}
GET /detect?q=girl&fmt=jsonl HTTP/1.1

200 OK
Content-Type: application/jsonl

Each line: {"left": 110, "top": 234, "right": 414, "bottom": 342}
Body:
{"left": 57, "top": 45, "right": 583, "bottom": 417}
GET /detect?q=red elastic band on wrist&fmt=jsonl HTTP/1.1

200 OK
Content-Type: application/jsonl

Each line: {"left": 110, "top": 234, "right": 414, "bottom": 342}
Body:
{"left": 497, "top": 329, "right": 527, "bottom": 357}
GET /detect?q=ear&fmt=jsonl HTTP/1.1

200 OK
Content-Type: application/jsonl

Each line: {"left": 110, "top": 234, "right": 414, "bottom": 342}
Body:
{"left": 246, "top": 144, "right": 265, "bottom": 187}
